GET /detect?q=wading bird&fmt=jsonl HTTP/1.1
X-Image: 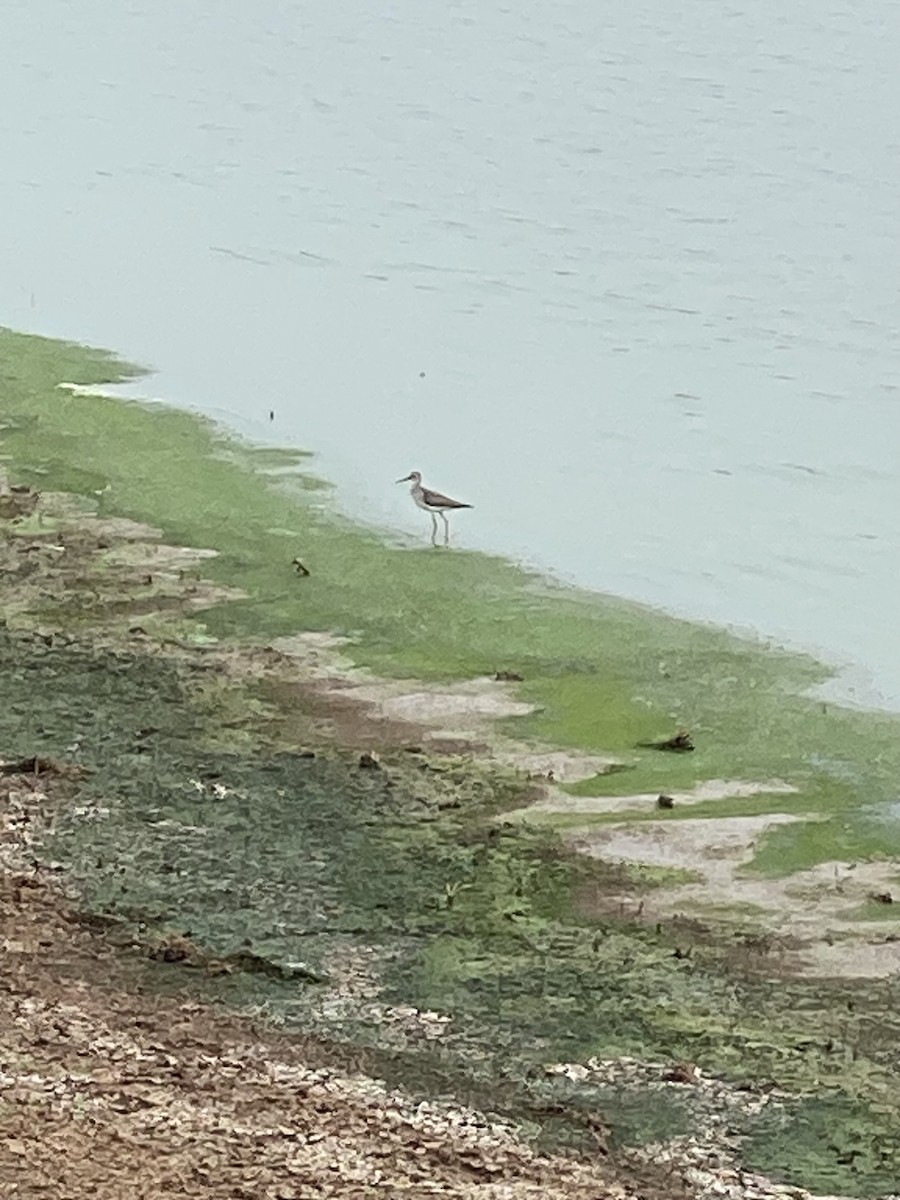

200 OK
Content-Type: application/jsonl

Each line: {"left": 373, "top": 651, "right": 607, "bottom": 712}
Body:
{"left": 396, "top": 470, "right": 472, "bottom": 547}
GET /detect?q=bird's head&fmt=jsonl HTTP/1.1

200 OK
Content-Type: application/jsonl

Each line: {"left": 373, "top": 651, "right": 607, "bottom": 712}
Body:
{"left": 395, "top": 471, "right": 421, "bottom": 484}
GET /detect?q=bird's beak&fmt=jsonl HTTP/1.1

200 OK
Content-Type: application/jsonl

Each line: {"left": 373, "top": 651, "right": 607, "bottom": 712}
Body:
{"left": 395, "top": 474, "right": 413, "bottom": 483}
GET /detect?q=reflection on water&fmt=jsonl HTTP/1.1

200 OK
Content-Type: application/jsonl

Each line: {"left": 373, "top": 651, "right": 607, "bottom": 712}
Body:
{"left": 2, "top": 0, "right": 899, "bottom": 704}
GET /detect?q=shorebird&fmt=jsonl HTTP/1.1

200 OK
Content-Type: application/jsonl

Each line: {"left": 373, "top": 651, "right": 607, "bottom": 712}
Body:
{"left": 396, "top": 470, "right": 472, "bottom": 547}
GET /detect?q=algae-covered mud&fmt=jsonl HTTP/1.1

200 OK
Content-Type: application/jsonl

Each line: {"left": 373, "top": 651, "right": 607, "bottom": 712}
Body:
{"left": 2, "top": 327, "right": 900, "bottom": 1196}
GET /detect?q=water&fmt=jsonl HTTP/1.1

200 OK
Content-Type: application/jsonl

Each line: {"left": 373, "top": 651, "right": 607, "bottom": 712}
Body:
{"left": 2, "top": 0, "right": 899, "bottom": 705}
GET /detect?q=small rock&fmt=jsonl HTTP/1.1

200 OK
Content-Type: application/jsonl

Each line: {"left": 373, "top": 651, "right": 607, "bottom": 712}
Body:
{"left": 494, "top": 670, "right": 524, "bottom": 682}
{"left": 665, "top": 1061, "right": 699, "bottom": 1084}
{"left": 359, "top": 751, "right": 382, "bottom": 770}
{"left": 657, "top": 794, "right": 675, "bottom": 809}
{"left": 657, "top": 730, "right": 694, "bottom": 752}
{"left": 0, "top": 485, "right": 40, "bottom": 519}
{"left": 871, "top": 891, "right": 893, "bottom": 904}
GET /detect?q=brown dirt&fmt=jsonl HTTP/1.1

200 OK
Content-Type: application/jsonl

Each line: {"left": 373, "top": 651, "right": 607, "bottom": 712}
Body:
{"left": 0, "top": 769, "right": 682, "bottom": 1200}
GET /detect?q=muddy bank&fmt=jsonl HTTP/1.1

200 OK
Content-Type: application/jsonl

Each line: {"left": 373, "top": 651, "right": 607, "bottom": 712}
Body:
{"left": 5, "top": 326, "right": 900, "bottom": 889}
{"left": 3, "top": 656, "right": 894, "bottom": 1200}
{"left": 0, "top": 794, "right": 642, "bottom": 1200}
{"left": 1, "top": 481, "right": 899, "bottom": 1197}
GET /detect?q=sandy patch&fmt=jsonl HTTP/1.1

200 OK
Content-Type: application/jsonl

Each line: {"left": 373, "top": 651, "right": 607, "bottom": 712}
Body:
{"left": 269, "top": 638, "right": 634, "bottom": 782}
{"left": 100, "top": 541, "right": 220, "bottom": 569}
{"left": 569, "top": 813, "right": 803, "bottom": 877}
{"left": 351, "top": 677, "right": 535, "bottom": 732}
{"left": 270, "top": 637, "right": 546, "bottom": 748}
{"left": 0, "top": 492, "right": 244, "bottom": 630}
{"left": 269, "top": 632, "right": 367, "bottom": 681}
{"left": 795, "top": 936, "right": 900, "bottom": 978}
{"left": 80, "top": 514, "right": 164, "bottom": 541}
{"left": 492, "top": 745, "right": 624, "bottom": 784}
{"left": 566, "top": 811, "right": 900, "bottom": 975}
{"left": 525, "top": 777, "right": 798, "bottom": 817}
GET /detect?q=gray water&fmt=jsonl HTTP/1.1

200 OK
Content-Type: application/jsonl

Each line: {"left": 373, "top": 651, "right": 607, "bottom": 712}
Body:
{"left": 2, "top": 0, "right": 899, "bottom": 706}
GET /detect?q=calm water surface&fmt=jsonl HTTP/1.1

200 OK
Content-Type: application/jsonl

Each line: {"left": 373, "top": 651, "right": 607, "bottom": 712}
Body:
{"left": 2, "top": 1, "right": 899, "bottom": 705}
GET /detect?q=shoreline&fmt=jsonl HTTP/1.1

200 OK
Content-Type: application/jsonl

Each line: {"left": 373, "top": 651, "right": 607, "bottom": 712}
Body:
{"left": 1, "top": 488, "right": 896, "bottom": 1197}
{"left": 4, "top": 323, "right": 900, "bottom": 966}
{"left": 54, "top": 371, "right": 900, "bottom": 720}
{"left": 2, "top": 326, "right": 900, "bottom": 1194}
{"left": 3, "top": 476, "right": 899, "bottom": 978}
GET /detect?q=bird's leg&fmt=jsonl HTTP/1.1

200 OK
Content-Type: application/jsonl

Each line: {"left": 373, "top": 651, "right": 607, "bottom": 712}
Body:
{"left": 430, "top": 512, "right": 438, "bottom": 546}
{"left": 440, "top": 512, "right": 450, "bottom": 547}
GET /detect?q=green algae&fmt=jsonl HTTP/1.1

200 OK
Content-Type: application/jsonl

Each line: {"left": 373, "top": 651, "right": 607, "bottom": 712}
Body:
{"left": 3, "top": 327, "right": 900, "bottom": 880}
{"left": 744, "top": 1096, "right": 900, "bottom": 1196}
{"left": 1, "top": 619, "right": 899, "bottom": 1193}
{"left": 4, "top": 325, "right": 900, "bottom": 1189}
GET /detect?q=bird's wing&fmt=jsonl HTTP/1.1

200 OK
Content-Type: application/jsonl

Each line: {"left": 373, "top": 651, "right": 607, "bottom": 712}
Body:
{"left": 421, "top": 487, "right": 472, "bottom": 509}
